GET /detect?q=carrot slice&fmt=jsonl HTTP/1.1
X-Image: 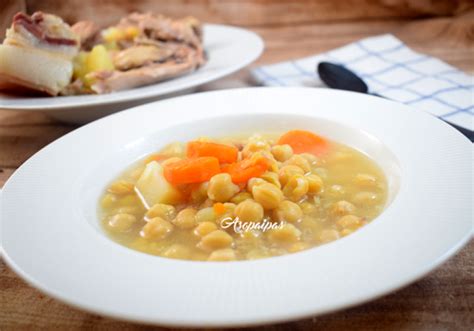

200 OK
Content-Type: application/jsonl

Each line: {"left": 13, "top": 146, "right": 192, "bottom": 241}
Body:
{"left": 213, "top": 202, "right": 226, "bottom": 215}
{"left": 277, "top": 130, "right": 328, "bottom": 156}
{"left": 163, "top": 157, "right": 220, "bottom": 185}
{"left": 222, "top": 155, "right": 270, "bottom": 184}
{"left": 187, "top": 141, "right": 238, "bottom": 163}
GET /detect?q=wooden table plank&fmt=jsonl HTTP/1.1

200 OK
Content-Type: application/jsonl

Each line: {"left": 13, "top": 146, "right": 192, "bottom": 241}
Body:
{"left": 1, "top": 13, "right": 473, "bottom": 330}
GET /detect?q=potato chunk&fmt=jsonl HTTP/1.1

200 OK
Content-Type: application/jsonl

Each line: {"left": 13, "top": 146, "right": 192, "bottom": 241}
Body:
{"left": 135, "top": 161, "right": 182, "bottom": 208}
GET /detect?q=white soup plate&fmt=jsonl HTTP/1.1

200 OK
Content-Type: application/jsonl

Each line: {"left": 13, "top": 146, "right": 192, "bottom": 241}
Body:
{"left": 1, "top": 87, "right": 472, "bottom": 327}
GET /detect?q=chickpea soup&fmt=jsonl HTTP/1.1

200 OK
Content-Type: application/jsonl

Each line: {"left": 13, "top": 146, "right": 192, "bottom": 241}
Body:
{"left": 99, "top": 130, "right": 388, "bottom": 261}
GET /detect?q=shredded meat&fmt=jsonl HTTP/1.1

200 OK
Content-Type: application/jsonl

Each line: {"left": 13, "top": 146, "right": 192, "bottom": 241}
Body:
{"left": 71, "top": 20, "right": 101, "bottom": 49}
{"left": 91, "top": 46, "right": 202, "bottom": 94}
{"left": 113, "top": 45, "right": 174, "bottom": 70}
{"left": 116, "top": 12, "right": 203, "bottom": 49}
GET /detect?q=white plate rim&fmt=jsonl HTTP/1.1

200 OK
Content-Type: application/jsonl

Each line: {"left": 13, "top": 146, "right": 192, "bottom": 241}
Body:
{"left": 1, "top": 87, "right": 472, "bottom": 327}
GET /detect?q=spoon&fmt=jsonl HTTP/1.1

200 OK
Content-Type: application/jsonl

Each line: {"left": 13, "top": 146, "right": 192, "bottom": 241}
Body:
{"left": 317, "top": 62, "right": 473, "bottom": 142}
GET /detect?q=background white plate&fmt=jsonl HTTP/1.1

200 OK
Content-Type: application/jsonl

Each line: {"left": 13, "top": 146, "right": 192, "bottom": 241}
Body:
{"left": 0, "top": 24, "right": 263, "bottom": 123}
{"left": 1, "top": 88, "right": 472, "bottom": 327}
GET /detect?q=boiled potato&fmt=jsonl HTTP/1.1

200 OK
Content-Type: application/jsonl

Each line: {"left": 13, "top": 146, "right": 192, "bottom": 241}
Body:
{"left": 135, "top": 161, "right": 182, "bottom": 208}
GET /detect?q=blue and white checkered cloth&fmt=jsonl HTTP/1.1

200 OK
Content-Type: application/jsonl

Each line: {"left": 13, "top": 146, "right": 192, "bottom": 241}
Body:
{"left": 251, "top": 34, "right": 473, "bottom": 131}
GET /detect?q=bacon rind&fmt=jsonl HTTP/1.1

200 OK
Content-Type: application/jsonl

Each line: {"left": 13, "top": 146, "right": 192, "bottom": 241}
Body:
{"left": 13, "top": 12, "right": 77, "bottom": 46}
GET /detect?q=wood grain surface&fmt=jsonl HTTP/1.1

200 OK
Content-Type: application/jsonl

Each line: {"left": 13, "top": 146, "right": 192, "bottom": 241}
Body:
{"left": 24, "top": 0, "right": 473, "bottom": 27}
{"left": 0, "top": 4, "right": 473, "bottom": 331}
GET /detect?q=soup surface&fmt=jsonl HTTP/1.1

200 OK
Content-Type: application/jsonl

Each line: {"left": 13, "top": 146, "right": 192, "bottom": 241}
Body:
{"left": 99, "top": 130, "right": 388, "bottom": 261}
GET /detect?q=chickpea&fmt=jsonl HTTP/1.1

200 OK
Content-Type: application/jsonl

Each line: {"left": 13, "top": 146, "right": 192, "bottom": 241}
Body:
{"left": 231, "top": 191, "right": 253, "bottom": 204}
{"left": 172, "top": 207, "right": 197, "bottom": 229}
{"left": 331, "top": 200, "right": 356, "bottom": 217}
{"left": 242, "top": 137, "right": 270, "bottom": 158}
{"left": 234, "top": 199, "right": 264, "bottom": 222}
{"left": 299, "top": 153, "right": 318, "bottom": 166}
{"left": 263, "top": 153, "right": 280, "bottom": 173}
{"left": 340, "top": 228, "right": 354, "bottom": 237}
{"left": 318, "top": 229, "right": 339, "bottom": 243}
{"left": 312, "top": 167, "right": 328, "bottom": 179}
{"left": 336, "top": 215, "right": 364, "bottom": 231}
{"left": 273, "top": 200, "right": 303, "bottom": 222}
{"left": 190, "top": 181, "right": 209, "bottom": 204}
{"left": 119, "top": 194, "right": 142, "bottom": 207}
{"left": 162, "top": 244, "right": 191, "bottom": 260}
{"left": 197, "top": 230, "right": 233, "bottom": 251}
{"left": 216, "top": 202, "right": 237, "bottom": 224}
{"left": 208, "top": 248, "right": 237, "bottom": 261}
{"left": 101, "top": 193, "right": 117, "bottom": 209}
{"left": 260, "top": 171, "right": 281, "bottom": 189}
{"left": 354, "top": 174, "right": 377, "bottom": 188}
{"left": 283, "top": 174, "right": 309, "bottom": 201}
{"left": 268, "top": 223, "right": 301, "bottom": 243}
{"left": 207, "top": 173, "right": 239, "bottom": 202}
{"left": 107, "top": 213, "right": 137, "bottom": 232}
{"left": 107, "top": 180, "right": 134, "bottom": 195}
{"left": 327, "top": 184, "right": 345, "bottom": 197}
{"left": 146, "top": 203, "right": 176, "bottom": 221}
{"left": 271, "top": 144, "right": 293, "bottom": 162}
{"left": 200, "top": 198, "right": 214, "bottom": 208}
{"left": 195, "top": 207, "right": 217, "bottom": 223}
{"left": 352, "top": 191, "right": 379, "bottom": 206}
{"left": 247, "top": 178, "right": 266, "bottom": 193}
{"left": 223, "top": 202, "right": 237, "bottom": 214}
{"left": 114, "top": 206, "right": 143, "bottom": 216}
{"left": 141, "top": 217, "right": 173, "bottom": 240}
{"left": 288, "top": 242, "right": 310, "bottom": 253}
{"left": 194, "top": 221, "right": 218, "bottom": 237}
{"left": 279, "top": 165, "right": 305, "bottom": 186}
{"left": 300, "top": 201, "right": 317, "bottom": 215}
{"left": 239, "top": 229, "right": 262, "bottom": 240}
{"left": 252, "top": 183, "right": 283, "bottom": 210}
{"left": 285, "top": 155, "right": 311, "bottom": 173}
{"left": 306, "top": 174, "right": 323, "bottom": 195}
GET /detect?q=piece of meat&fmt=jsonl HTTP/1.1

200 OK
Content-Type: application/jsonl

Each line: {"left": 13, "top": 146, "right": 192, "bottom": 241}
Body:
{"left": 90, "top": 46, "right": 202, "bottom": 94}
{"left": 0, "top": 44, "right": 73, "bottom": 95}
{"left": 0, "top": 11, "right": 79, "bottom": 95}
{"left": 113, "top": 45, "right": 174, "bottom": 70}
{"left": 60, "top": 78, "right": 90, "bottom": 95}
{"left": 12, "top": 12, "right": 77, "bottom": 46}
{"left": 5, "top": 12, "right": 79, "bottom": 57}
{"left": 71, "top": 20, "right": 101, "bottom": 50}
{"left": 116, "top": 12, "right": 202, "bottom": 50}
{"left": 90, "top": 61, "right": 194, "bottom": 94}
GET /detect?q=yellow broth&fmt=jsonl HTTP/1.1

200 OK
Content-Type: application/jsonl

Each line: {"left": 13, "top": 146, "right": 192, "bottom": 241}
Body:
{"left": 99, "top": 132, "right": 388, "bottom": 261}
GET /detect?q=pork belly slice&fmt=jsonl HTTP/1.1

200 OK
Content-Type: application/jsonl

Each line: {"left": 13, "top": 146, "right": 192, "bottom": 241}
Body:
{"left": 5, "top": 12, "right": 79, "bottom": 58}
{"left": 0, "top": 12, "right": 79, "bottom": 95}
{"left": 0, "top": 44, "right": 73, "bottom": 95}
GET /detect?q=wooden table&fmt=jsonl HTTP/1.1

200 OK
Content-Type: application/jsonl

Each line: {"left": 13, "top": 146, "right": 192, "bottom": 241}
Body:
{"left": 1, "top": 11, "right": 473, "bottom": 330}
